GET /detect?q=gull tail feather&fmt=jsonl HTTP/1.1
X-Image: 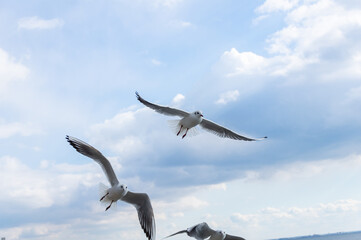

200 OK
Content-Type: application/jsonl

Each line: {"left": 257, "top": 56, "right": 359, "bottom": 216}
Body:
{"left": 184, "top": 126, "right": 199, "bottom": 137}
{"left": 167, "top": 120, "right": 199, "bottom": 137}
{"left": 167, "top": 119, "right": 183, "bottom": 135}
{"left": 98, "top": 183, "right": 111, "bottom": 204}
{"left": 99, "top": 183, "right": 117, "bottom": 210}
{"left": 163, "top": 230, "right": 188, "bottom": 239}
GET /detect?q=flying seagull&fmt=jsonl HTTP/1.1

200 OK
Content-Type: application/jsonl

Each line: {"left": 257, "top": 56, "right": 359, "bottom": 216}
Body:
{"left": 164, "top": 222, "right": 245, "bottom": 240}
{"left": 136, "top": 92, "right": 267, "bottom": 140}
{"left": 66, "top": 135, "right": 156, "bottom": 240}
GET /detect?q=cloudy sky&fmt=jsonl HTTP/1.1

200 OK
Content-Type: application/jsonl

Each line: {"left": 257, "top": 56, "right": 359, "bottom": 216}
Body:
{"left": 1, "top": 0, "right": 361, "bottom": 239}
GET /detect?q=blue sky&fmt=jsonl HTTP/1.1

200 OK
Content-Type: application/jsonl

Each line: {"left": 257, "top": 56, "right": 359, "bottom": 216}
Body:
{"left": 1, "top": 0, "right": 361, "bottom": 239}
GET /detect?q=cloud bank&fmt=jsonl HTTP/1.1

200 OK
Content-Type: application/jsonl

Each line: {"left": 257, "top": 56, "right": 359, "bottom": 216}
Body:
{"left": 18, "top": 17, "right": 64, "bottom": 30}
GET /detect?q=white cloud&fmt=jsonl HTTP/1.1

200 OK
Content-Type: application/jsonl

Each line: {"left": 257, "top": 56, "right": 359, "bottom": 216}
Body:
{"left": 215, "top": 90, "right": 240, "bottom": 105}
{"left": 232, "top": 199, "right": 361, "bottom": 224}
{"left": 154, "top": 195, "right": 209, "bottom": 220}
{"left": 153, "top": 0, "right": 184, "bottom": 9}
{"left": 0, "top": 119, "right": 42, "bottom": 139}
{"left": 0, "top": 156, "right": 100, "bottom": 209}
{"left": 219, "top": 0, "right": 361, "bottom": 80}
{"left": 171, "top": 212, "right": 184, "bottom": 217}
{"left": 151, "top": 58, "right": 162, "bottom": 65}
{"left": 229, "top": 199, "right": 361, "bottom": 239}
{"left": 0, "top": 210, "right": 144, "bottom": 240}
{"left": 208, "top": 182, "right": 227, "bottom": 191}
{"left": 88, "top": 108, "right": 158, "bottom": 159}
{"left": 229, "top": 198, "right": 361, "bottom": 240}
{"left": 0, "top": 48, "right": 29, "bottom": 91}
{"left": 244, "top": 154, "right": 361, "bottom": 182}
{"left": 18, "top": 16, "right": 64, "bottom": 30}
{"left": 168, "top": 20, "right": 193, "bottom": 28}
{"left": 219, "top": 49, "right": 268, "bottom": 76}
{"left": 256, "top": 0, "right": 299, "bottom": 13}
{"left": 172, "top": 93, "right": 185, "bottom": 106}
{"left": 177, "top": 196, "right": 209, "bottom": 209}
{"left": 0, "top": 222, "right": 71, "bottom": 240}
{"left": 252, "top": 14, "right": 269, "bottom": 25}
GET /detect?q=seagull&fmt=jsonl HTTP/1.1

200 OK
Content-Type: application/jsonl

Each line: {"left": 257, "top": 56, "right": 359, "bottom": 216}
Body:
{"left": 164, "top": 222, "right": 245, "bottom": 240}
{"left": 66, "top": 135, "right": 156, "bottom": 240}
{"left": 136, "top": 92, "right": 267, "bottom": 140}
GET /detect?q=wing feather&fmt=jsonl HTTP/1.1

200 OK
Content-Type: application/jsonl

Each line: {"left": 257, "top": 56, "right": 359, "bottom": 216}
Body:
{"left": 66, "top": 135, "right": 119, "bottom": 187}
{"left": 224, "top": 234, "right": 246, "bottom": 240}
{"left": 122, "top": 191, "right": 156, "bottom": 240}
{"left": 163, "top": 230, "right": 187, "bottom": 239}
{"left": 199, "top": 119, "right": 267, "bottom": 141}
{"left": 136, "top": 92, "right": 189, "bottom": 118}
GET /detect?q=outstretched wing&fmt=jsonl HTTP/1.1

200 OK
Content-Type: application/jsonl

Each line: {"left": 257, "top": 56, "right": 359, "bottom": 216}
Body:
{"left": 163, "top": 230, "right": 187, "bottom": 239}
{"left": 66, "top": 135, "right": 119, "bottom": 187}
{"left": 199, "top": 119, "right": 267, "bottom": 141}
{"left": 224, "top": 234, "right": 246, "bottom": 240}
{"left": 122, "top": 191, "right": 156, "bottom": 240}
{"left": 136, "top": 92, "right": 189, "bottom": 118}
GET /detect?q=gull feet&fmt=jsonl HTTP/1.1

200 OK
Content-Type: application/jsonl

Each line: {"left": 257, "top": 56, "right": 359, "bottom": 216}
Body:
{"left": 105, "top": 201, "right": 114, "bottom": 211}
{"left": 100, "top": 192, "right": 109, "bottom": 202}
{"left": 177, "top": 125, "right": 183, "bottom": 136}
{"left": 182, "top": 129, "right": 189, "bottom": 139}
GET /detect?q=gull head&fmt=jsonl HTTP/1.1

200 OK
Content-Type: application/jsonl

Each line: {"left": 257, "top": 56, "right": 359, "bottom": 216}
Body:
{"left": 215, "top": 230, "right": 226, "bottom": 240}
{"left": 119, "top": 184, "right": 129, "bottom": 198}
{"left": 193, "top": 111, "right": 203, "bottom": 118}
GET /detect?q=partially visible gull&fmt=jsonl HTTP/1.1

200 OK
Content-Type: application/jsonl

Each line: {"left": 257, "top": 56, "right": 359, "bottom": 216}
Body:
{"left": 136, "top": 92, "right": 267, "bottom": 141}
{"left": 66, "top": 135, "right": 156, "bottom": 240}
{"left": 164, "top": 222, "right": 245, "bottom": 240}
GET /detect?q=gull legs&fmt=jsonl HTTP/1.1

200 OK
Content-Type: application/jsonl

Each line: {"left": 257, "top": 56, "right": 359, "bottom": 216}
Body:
{"left": 177, "top": 125, "right": 183, "bottom": 136}
{"left": 105, "top": 201, "right": 114, "bottom": 211}
{"left": 100, "top": 192, "right": 114, "bottom": 211}
{"left": 177, "top": 125, "right": 189, "bottom": 138}
{"left": 182, "top": 128, "right": 189, "bottom": 139}
{"left": 100, "top": 192, "right": 109, "bottom": 202}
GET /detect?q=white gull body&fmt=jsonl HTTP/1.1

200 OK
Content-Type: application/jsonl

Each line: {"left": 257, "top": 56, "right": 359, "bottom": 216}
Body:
{"left": 136, "top": 92, "right": 267, "bottom": 140}
{"left": 66, "top": 135, "right": 156, "bottom": 240}
{"left": 164, "top": 222, "right": 245, "bottom": 240}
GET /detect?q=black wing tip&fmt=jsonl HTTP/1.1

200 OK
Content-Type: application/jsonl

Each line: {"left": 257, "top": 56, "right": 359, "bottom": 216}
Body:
{"left": 252, "top": 136, "right": 268, "bottom": 141}
{"left": 143, "top": 227, "right": 154, "bottom": 240}
{"left": 135, "top": 91, "right": 141, "bottom": 100}
{"left": 259, "top": 136, "right": 268, "bottom": 140}
{"left": 65, "top": 135, "right": 85, "bottom": 152}
{"left": 65, "top": 135, "right": 72, "bottom": 143}
{"left": 66, "top": 135, "right": 77, "bottom": 144}
{"left": 65, "top": 135, "right": 77, "bottom": 149}
{"left": 163, "top": 230, "right": 187, "bottom": 239}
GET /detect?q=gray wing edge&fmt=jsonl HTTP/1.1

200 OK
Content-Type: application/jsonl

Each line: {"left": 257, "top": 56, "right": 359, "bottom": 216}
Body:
{"left": 163, "top": 230, "right": 187, "bottom": 239}
{"left": 66, "top": 135, "right": 119, "bottom": 187}
{"left": 224, "top": 234, "right": 246, "bottom": 240}
{"left": 122, "top": 191, "right": 156, "bottom": 240}
{"left": 135, "top": 91, "right": 189, "bottom": 118}
{"left": 199, "top": 119, "right": 267, "bottom": 141}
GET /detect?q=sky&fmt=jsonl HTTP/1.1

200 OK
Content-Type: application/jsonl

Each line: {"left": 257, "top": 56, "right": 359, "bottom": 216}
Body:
{"left": 1, "top": 0, "right": 361, "bottom": 239}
